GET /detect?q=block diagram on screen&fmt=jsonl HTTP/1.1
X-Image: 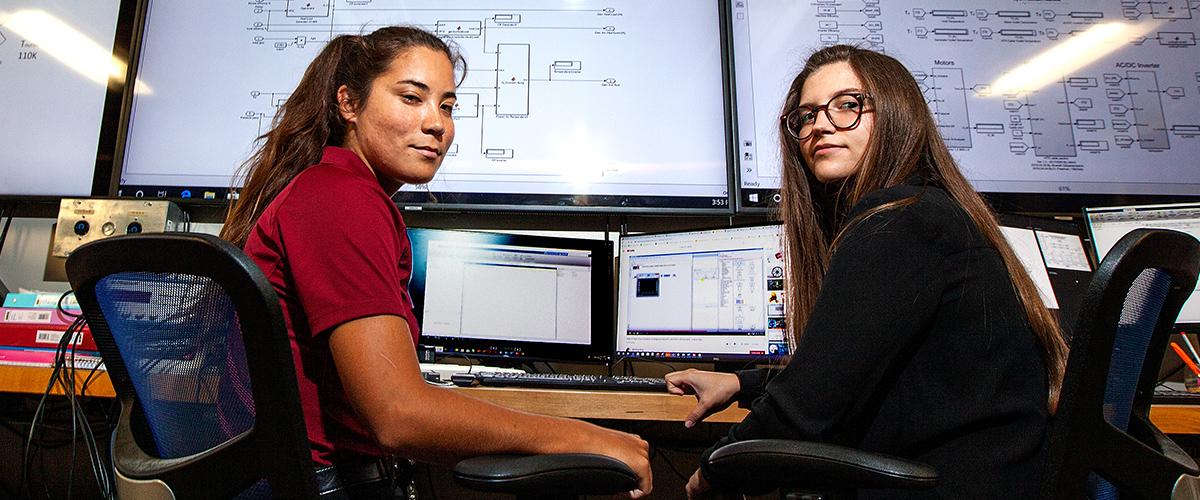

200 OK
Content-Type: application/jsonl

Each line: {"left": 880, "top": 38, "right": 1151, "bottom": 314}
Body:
{"left": 731, "top": 0, "right": 1200, "bottom": 196}
{"left": 119, "top": 0, "right": 729, "bottom": 204}
{"left": 232, "top": 0, "right": 730, "bottom": 199}
{"left": 243, "top": 4, "right": 627, "bottom": 163}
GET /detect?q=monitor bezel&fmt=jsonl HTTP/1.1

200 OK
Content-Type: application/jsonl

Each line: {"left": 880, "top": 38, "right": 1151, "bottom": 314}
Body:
{"left": 407, "top": 227, "right": 615, "bottom": 364}
{"left": 0, "top": 0, "right": 136, "bottom": 201}
{"left": 615, "top": 221, "right": 787, "bottom": 364}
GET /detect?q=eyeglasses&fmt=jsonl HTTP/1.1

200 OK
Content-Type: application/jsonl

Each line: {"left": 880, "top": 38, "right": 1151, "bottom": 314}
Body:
{"left": 781, "top": 93, "right": 872, "bottom": 140}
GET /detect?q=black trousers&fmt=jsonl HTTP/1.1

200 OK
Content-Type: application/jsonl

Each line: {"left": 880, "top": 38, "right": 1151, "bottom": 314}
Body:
{"left": 315, "top": 458, "right": 415, "bottom": 500}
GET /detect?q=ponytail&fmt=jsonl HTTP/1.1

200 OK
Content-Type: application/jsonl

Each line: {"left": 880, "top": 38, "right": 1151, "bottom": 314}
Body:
{"left": 220, "top": 38, "right": 351, "bottom": 247}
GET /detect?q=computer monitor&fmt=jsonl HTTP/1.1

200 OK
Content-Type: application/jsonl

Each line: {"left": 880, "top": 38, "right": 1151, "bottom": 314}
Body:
{"left": 615, "top": 224, "right": 788, "bottom": 362}
{"left": 0, "top": 0, "right": 132, "bottom": 198}
{"left": 1084, "top": 202, "right": 1200, "bottom": 329}
{"left": 728, "top": 1, "right": 1200, "bottom": 212}
{"left": 997, "top": 213, "right": 1093, "bottom": 334}
{"left": 115, "top": 0, "right": 733, "bottom": 213}
{"left": 407, "top": 228, "right": 613, "bottom": 363}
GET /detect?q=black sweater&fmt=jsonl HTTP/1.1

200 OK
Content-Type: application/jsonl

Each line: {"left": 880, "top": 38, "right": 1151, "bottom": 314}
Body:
{"left": 706, "top": 184, "right": 1050, "bottom": 499}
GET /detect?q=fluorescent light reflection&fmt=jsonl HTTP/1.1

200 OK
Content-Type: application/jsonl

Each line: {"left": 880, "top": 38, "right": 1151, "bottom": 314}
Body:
{"left": 548, "top": 124, "right": 610, "bottom": 191}
{"left": 0, "top": 9, "right": 150, "bottom": 94}
{"left": 988, "top": 21, "right": 1159, "bottom": 97}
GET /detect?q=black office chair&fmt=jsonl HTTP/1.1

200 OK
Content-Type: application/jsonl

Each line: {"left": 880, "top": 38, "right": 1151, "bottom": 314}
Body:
{"left": 69, "top": 233, "right": 637, "bottom": 499}
{"left": 66, "top": 233, "right": 319, "bottom": 499}
{"left": 1041, "top": 228, "right": 1200, "bottom": 499}
{"left": 701, "top": 228, "right": 1200, "bottom": 499}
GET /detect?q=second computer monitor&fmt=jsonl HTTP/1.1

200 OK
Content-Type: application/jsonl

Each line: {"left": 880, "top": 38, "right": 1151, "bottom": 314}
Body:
{"left": 407, "top": 228, "right": 613, "bottom": 363}
{"left": 616, "top": 224, "right": 788, "bottom": 362}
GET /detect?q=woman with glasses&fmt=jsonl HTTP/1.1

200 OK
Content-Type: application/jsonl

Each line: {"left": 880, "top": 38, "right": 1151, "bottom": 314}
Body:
{"left": 667, "top": 45, "right": 1066, "bottom": 499}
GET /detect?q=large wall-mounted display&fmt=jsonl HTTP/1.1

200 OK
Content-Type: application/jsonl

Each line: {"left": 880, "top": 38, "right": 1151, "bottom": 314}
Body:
{"left": 0, "top": 1, "right": 126, "bottom": 198}
{"left": 732, "top": 0, "right": 1200, "bottom": 210}
{"left": 117, "top": 0, "right": 733, "bottom": 212}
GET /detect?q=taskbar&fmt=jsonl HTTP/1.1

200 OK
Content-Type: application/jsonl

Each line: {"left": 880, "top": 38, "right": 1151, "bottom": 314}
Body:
{"left": 118, "top": 185, "right": 236, "bottom": 201}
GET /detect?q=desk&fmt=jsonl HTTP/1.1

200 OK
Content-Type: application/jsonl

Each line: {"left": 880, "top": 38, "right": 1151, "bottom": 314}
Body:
{"left": 456, "top": 386, "right": 1200, "bottom": 435}
{"left": 3, "top": 365, "right": 1197, "bottom": 434}
{"left": 0, "top": 365, "right": 113, "bottom": 397}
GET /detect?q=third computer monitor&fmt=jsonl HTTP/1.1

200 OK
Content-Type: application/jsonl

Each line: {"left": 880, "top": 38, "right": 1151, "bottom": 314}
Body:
{"left": 616, "top": 224, "right": 788, "bottom": 362}
{"left": 1084, "top": 202, "right": 1200, "bottom": 329}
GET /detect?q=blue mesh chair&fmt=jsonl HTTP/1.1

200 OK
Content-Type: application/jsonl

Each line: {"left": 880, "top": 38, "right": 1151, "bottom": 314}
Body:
{"left": 1042, "top": 228, "right": 1200, "bottom": 499}
{"left": 68, "top": 233, "right": 637, "bottom": 499}
{"left": 66, "top": 233, "right": 318, "bottom": 500}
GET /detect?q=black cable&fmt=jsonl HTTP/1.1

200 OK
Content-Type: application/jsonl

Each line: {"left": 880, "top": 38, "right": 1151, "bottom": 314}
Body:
{"left": 58, "top": 290, "right": 82, "bottom": 318}
{"left": 0, "top": 203, "right": 13, "bottom": 256}
{"left": 23, "top": 314, "right": 114, "bottom": 499}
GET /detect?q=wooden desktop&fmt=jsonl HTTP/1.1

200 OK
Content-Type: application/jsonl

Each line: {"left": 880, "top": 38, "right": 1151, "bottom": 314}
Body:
{"left": 2, "top": 364, "right": 1196, "bottom": 434}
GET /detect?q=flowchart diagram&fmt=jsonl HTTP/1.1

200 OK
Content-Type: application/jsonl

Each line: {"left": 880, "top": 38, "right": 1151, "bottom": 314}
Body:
{"left": 733, "top": 0, "right": 1200, "bottom": 196}
{"left": 219, "top": 0, "right": 730, "bottom": 200}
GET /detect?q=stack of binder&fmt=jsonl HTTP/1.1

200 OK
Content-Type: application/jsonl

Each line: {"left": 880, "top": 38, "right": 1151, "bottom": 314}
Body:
{"left": 0, "top": 291, "right": 102, "bottom": 370}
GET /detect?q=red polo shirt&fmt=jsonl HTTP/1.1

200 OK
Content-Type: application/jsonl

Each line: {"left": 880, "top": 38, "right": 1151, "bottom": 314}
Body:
{"left": 243, "top": 146, "right": 420, "bottom": 465}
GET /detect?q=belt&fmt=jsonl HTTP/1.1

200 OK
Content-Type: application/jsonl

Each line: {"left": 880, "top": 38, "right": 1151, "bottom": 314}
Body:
{"left": 314, "top": 457, "right": 412, "bottom": 497}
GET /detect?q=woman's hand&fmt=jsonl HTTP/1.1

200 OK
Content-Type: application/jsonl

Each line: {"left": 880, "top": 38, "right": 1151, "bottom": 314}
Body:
{"left": 686, "top": 468, "right": 715, "bottom": 499}
{"left": 664, "top": 369, "right": 741, "bottom": 428}
{"left": 578, "top": 423, "right": 653, "bottom": 498}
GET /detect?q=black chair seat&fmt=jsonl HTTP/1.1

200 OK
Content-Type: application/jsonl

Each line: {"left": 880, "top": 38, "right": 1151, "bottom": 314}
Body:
{"left": 707, "top": 439, "right": 938, "bottom": 496}
{"left": 454, "top": 453, "right": 637, "bottom": 498}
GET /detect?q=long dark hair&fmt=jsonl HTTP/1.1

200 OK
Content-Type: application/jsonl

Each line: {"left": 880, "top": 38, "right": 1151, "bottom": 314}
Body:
{"left": 777, "top": 45, "right": 1068, "bottom": 412}
{"left": 220, "top": 26, "right": 464, "bottom": 247}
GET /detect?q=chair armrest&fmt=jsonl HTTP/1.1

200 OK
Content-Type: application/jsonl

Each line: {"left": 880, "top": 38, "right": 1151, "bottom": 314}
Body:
{"left": 453, "top": 453, "right": 637, "bottom": 496}
{"left": 706, "top": 439, "right": 938, "bottom": 494}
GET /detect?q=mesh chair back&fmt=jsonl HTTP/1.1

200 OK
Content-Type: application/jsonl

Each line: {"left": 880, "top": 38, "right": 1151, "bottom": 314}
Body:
{"left": 1043, "top": 229, "right": 1200, "bottom": 499}
{"left": 1089, "top": 268, "right": 1172, "bottom": 499}
{"left": 93, "top": 272, "right": 256, "bottom": 459}
{"left": 67, "top": 233, "right": 318, "bottom": 500}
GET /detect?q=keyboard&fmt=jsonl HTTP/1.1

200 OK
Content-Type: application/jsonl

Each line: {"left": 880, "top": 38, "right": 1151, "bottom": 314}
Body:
{"left": 1154, "top": 385, "right": 1200, "bottom": 404}
{"left": 472, "top": 372, "right": 668, "bottom": 392}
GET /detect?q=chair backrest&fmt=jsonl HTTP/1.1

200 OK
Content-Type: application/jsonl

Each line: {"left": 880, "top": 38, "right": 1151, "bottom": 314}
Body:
{"left": 67, "top": 233, "right": 318, "bottom": 500}
{"left": 1042, "top": 228, "right": 1200, "bottom": 499}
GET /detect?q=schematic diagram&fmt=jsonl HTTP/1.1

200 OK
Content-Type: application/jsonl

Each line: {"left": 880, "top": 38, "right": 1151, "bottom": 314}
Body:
{"left": 240, "top": 3, "right": 626, "bottom": 164}
{"left": 215, "top": 0, "right": 732, "bottom": 199}
{"left": 733, "top": 0, "right": 1200, "bottom": 197}
{"left": 120, "top": 1, "right": 730, "bottom": 202}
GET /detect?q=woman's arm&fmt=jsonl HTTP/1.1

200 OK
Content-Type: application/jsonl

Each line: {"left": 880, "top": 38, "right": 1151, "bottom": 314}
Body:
{"left": 329, "top": 315, "right": 653, "bottom": 496}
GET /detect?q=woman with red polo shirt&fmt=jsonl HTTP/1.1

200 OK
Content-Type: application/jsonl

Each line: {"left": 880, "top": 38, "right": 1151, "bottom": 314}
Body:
{"left": 219, "top": 26, "right": 651, "bottom": 499}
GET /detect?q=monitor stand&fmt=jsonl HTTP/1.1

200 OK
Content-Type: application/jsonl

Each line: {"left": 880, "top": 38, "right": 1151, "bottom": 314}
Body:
{"left": 712, "top": 361, "right": 759, "bottom": 374}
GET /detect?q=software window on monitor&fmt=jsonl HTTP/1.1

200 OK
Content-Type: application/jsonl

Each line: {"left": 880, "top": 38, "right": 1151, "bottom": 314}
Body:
{"left": 616, "top": 224, "right": 787, "bottom": 360}
{"left": 1085, "top": 202, "right": 1200, "bottom": 326}
{"left": 421, "top": 239, "right": 592, "bottom": 345}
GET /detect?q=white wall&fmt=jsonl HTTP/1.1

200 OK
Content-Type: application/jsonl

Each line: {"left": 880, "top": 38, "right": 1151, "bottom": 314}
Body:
{"left": 0, "top": 217, "right": 67, "bottom": 293}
